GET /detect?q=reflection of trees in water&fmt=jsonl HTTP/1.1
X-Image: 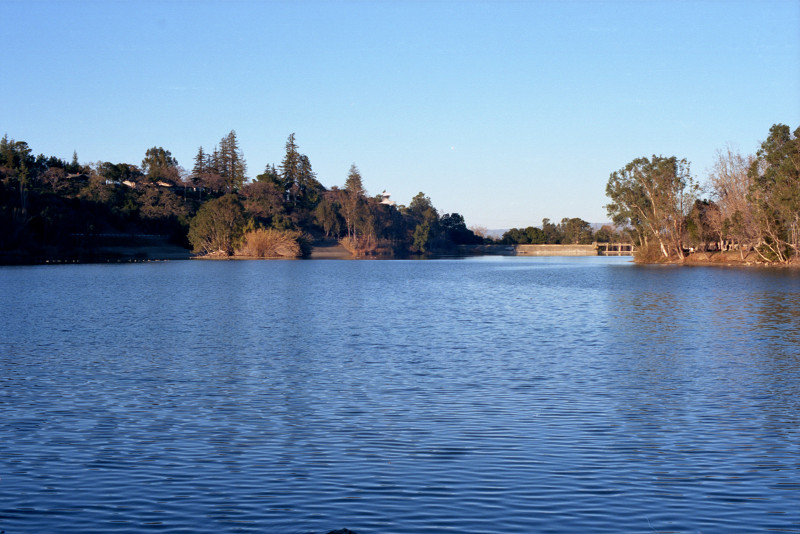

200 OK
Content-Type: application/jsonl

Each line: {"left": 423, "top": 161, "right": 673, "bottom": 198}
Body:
{"left": 605, "top": 267, "right": 800, "bottom": 467}
{"left": 604, "top": 266, "right": 800, "bottom": 410}
{"left": 607, "top": 268, "right": 800, "bottom": 359}
{"left": 603, "top": 269, "right": 800, "bottom": 530}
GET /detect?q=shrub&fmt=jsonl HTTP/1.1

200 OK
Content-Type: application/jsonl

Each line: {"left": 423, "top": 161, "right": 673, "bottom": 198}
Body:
{"left": 633, "top": 241, "right": 667, "bottom": 263}
{"left": 235, "top": 228, "right": 304, "bottom": 258}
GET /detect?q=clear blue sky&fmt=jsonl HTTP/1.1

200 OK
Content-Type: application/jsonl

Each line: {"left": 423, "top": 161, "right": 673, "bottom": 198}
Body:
{"left": 3, "top": 0, "right": 799, "bottom": 229}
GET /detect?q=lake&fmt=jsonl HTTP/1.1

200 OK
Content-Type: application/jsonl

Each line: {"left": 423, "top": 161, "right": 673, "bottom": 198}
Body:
{"left": 1, "top": 257, "right": 799, "bottom": 533}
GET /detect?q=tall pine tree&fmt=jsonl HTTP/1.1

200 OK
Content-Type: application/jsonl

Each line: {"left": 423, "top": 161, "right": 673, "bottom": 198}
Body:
{"left": 279, "top": 133, "right": 301, "bottom": 204}
{"left": 217, "top": 130, "right": 246, "bottom": 192}
{"left": 342, "top": 163, "right": 367, "bottom": 241}
{"left": 192, "top": 146, "right": 206, "bottom": 178}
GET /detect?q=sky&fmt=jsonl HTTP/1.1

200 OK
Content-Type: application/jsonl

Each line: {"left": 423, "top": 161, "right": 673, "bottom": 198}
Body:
{"left": 2, "top": 0, "right": 799, "bottom": 229}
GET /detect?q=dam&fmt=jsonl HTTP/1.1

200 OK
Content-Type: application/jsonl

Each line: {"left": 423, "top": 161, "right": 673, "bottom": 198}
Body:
{"left": 455, "top": 243, "right": 634, "bottom": 257}
{"left": 515, "top": 243, "right": 634, "bottom": 256}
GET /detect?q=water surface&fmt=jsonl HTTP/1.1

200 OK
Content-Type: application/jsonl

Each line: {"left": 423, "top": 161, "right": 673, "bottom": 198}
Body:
{"left": 1, "top": 257, "right": 799, "bottom": 533}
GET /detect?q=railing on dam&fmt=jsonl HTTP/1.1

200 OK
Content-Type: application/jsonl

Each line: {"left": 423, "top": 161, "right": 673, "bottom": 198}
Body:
{"left": 595, "top": 242, "right": 634, "bottom": 256}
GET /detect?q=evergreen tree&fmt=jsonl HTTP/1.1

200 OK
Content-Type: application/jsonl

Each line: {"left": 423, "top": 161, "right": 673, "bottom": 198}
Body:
{"left": 342, "top": 164, "right": 367, "bottom": 241}
{"left": 0, "top": 134, "right": 14, "bottom": 167}
{"left": 748, "top": 123, "right": 800, "bottom": 262}
{"left": 277, "top": 133, "right": 324, "bottom": 214}
{"left": 141, "top": 146, "right": 178, "bottom": 182}
{"left": 280, "top": 133, "right": 302, "bottom": 204}
{"left": 192, "top": 147, "right": 206, "bottom": 178}
{"left": 217, "top": 130, "right": 246, "bottom": 192}
{"left": 0, "top": 135, "right": 33, "bottom": 170}
{"left": 297, "top": 154, "right": 323, "bottom": 209}
{"left": 256, "top": 164, "right": 281, "bottom": 185}
{"left": 191, "top": 145, "right": 226, "bottom": 195}
{"left": 67, "top": 150, "right": 81, "bottom": 173}
{"left": 209, "top": 146, "right": 220, "bottom": 176}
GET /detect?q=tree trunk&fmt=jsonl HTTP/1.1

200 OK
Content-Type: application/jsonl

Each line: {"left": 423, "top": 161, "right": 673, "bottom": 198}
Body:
{"left": 659, "top": 239, "right": 668, "bottom": 258}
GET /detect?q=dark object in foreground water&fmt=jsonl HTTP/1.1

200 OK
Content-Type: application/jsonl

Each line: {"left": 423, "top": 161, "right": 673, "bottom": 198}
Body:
{"left": 326, "top": 530, "right": 358, "bottom": 534}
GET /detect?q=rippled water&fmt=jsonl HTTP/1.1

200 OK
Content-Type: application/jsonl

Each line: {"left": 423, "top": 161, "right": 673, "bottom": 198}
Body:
{"left": 1, "top": 257, "right": 799, "bottom": 533}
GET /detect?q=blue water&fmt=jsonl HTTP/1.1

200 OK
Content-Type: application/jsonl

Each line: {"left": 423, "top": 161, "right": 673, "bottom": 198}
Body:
{"left": 1, "top": 257, "right": 799, "bottom": 533}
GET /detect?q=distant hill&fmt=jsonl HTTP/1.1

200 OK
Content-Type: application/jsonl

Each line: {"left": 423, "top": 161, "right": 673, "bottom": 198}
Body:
{"left": 485, "top": 229, "right": 508, "bottom": 239}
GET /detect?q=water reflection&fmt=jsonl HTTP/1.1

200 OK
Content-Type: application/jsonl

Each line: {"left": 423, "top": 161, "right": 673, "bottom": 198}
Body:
{"left": 1, "top": 259, "right": 799, "bottom": 533}
{"left": 602, "top": 265, "right": 800, "bottom": 532}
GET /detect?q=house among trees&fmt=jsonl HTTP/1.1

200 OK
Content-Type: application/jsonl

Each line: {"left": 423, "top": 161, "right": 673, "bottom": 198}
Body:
{"left": 155, "top": 180, "right": 178, "bottom": 189}
{"left": 380, "top": 191, "right": 396, "bottom": 206}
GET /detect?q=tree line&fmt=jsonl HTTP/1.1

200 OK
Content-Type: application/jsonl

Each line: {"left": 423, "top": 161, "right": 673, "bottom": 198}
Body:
{"left": 605, "top": 123, "right": 799, "bottom": 264}
{"left": 498, "top": 218, "right": 623, "bottom": 246}
{"left": 0, "top": 131, "right": 484, "bottom": 260}
{"left": 6, "top": 123, "right": 792, "bottom": 263}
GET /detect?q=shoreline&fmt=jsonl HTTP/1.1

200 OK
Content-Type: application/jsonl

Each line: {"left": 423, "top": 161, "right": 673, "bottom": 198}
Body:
{"left": 0, "top": 245, "right": 193, "bottom": 265}
{"left": 638, "top": 250, "right": 800, "bottom": 269}
{"left": 3, "top": 244, "right": 799, "bottom": 268}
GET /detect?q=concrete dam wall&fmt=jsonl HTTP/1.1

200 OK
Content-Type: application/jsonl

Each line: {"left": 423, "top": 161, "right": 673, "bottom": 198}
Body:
{"left": 454, "top": 244, "right": 633, "bottom": 256}
{"left": 514, "top": 244, "right": 598, "bottom": 256}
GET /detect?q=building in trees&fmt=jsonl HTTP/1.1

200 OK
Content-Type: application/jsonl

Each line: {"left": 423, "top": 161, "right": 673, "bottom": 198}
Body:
{"left": 380, "top": 191, "right": 396, "bottom": 206}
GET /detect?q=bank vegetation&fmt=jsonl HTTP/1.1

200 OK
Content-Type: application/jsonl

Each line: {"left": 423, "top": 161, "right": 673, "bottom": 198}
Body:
{"left": 605, "top": 123, "right": 799, "bottom": 265}
{"left": 0, "top": 131, "right": 486, "bottom": 262}
{"left": 3, "top": 123, "right": 796, "bottom": 265}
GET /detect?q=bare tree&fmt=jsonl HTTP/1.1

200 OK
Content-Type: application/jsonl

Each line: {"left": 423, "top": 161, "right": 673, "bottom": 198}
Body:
{"left": 707, "top": 146, "right": 758, "bottom": 257}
